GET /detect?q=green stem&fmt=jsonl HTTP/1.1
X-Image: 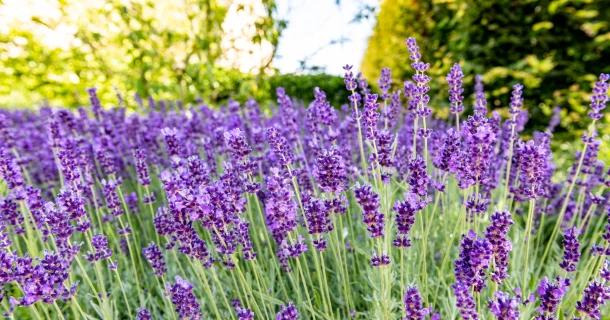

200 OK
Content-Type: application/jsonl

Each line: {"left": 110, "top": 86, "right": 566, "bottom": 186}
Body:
{"left": 521, "top": 199, "right": 536, "bottom": 296}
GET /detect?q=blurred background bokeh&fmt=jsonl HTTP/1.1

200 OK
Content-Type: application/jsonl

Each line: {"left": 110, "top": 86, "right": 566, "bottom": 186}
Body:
{"left": 1, "top": 0, "right": 609, "bottom": 158}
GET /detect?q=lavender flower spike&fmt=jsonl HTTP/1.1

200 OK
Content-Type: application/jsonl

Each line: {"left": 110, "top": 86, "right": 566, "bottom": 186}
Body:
{"left": 313, "top": 148, "right": 347, "bottom": 194}
{"left": 473, "top": 74, "right": 487, "bottom": 114}
{"left": 353, "top": 183, "right": 385, "bottom": 239}
{"left": 447, "top": 63, "right": 465, "bottom": 115}
{"left": 588, "top": 73, "right": 609, "bottom": 120}
{"left": 487, "top": 291, "right": 520, "bottom": 320}
{"left": 134, "top": 149, "right": 151, "bottom": 186}
{"left": 266, "top": 127, "right": 294, "bottom": 166}
{"left": 136, "top": 306, "right": 152, "bottom": 320}
{"left": 142, "top": 242, "right": 167, "bottom": 276}
{"left": 276, "top": 301, "right": 300, "bottom": 320}
{"left": 484, "top": 209, "right": 514, "bottom": 285}
{"left": 536, "top": 276, "right": 571, "bottom": 317}
{"left": 404, "top": 285, "right": 429, "bottom": 320}
{"left": 166, "top": 276, "right": 202, "bottom": 320}
{"left": 559, "top": 227, "right": 580, "bottom": 273}
{"left": 575, "top": 280, "right": 610, "bottom": 320}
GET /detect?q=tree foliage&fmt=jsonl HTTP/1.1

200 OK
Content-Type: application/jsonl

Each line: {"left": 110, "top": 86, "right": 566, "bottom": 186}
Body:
{"left": 362, "top": 0, "right": 610, "bottom": 134}
{"left": 0, "top": 0, "right": 285, "bottom": 107}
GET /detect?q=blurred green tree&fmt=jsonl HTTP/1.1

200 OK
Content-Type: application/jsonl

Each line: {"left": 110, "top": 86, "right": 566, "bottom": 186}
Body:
{"left": 0, "top": 0, "right": 285, "bottom": 108}
{"left": 362, "top": 0, "right": 610, "bottom": 136}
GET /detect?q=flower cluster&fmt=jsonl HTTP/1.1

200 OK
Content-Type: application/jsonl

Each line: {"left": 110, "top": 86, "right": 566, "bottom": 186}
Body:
{"left": 536, "top": 276, "right": 571, "bottom": 317}
{"left": 0, "top": 31, "right": 609, "bottom": 320}
{"left": 166, "top": 276, "right": 202, "bottom": 320}
{"left": 393, "top": 193, "right": 424, "bottom": 248}
{"left": 487, "top": 291, "right": 519, "bottom": 320}
{"left": 447, "top": 63, "right": 464, "bottom": 115}
{"left": 484, "top": 209, "right": 513, "bottom": 284}
{"left": 588, "top": 73, "right": 609, "bottom": 120}
{"left": 575, "top": 280, "right": 610, "bottom": 319}
{"left": 276, "top": 301, "right": 300, "bottom": 320}
{"left": 83, "top": 234, "right": 113, "bottom": 262}
{"left": 353, "top": 183, "right": 385, "bottom": 239}
{"left": 142, "top": 242, "right": 167, "bottom": 276}
{"left": 559, "top": 227, "right": 580, "bottom": 273}
{"left": 404, "top": 286, "right": 429, "bottom": 320}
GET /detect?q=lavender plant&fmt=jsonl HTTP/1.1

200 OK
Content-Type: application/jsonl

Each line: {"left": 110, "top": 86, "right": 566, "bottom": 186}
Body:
{"left": 0, "top": 37, "right": 608, "bottom": 320}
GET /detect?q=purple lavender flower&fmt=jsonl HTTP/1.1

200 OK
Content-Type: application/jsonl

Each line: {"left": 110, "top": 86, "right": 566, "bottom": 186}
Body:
{"left": 370, "top": 250, "right": 390, "bottom": 267}
{"left": 559, "top": 227, "right": 580, "bottom": 272}
{"left": 488, "top": 291, "right": 520, "bottom": 320}
{"left": 303, "top": 194, "right": 332, "bottom": 252}
{"left": 125, "top": 192, "right": 139, "bottom": 215}
{"left": 282, "top": 234, "right": 307, "bottom": 263}
{"left": 87, "top": 87, "right": 102, "bottom": 120}
{"left": 136, "top": 306, "right": 152, "bottom": 320}
{"left": 575, "top": 280, "right": 610, "bottom": 319}
{"left": 0, "top": 222, "right": 12, "bottom": 248}
{"left": 456, "top": 112, "right": 496, "bottom": 189}
{"left": 536, "top": 276, "right": 571, "bottom": 317}
{"left": 343, "top": 65, "right": 358, "bottom": 92}
{"left": 118, "top": 224, "right": 131, "bottom": 236}
{"left": 406, "top": 156, "right": 430, "bottom": 197}
{"left": 473, "top": 75, "right": 487, "bottom": 114}
{"left": 101, "top": 179, "right": 124, "bottom": 217}
{"left": 484, "top": 209, "right": 513, "bottom": 284}
{"left": 404, "top": 81, "right": 416, "bottom": 110}
{"left": 404, "top": 285, "right": 429, "bottom": 320}
{"left": 313, "top": 148, "right": 347, "bottom": 194}
{"left": 276, "top": 87, "right": 299, "bottom": 145}
{"left": 142, "top": 242, "right": 167, "bottom": 276}
{"left": 363, "top": 93, "right": 380, "bottom": 140}
{"left": 162, "top": 127, "right": 182, "bottom": 159}
{"left": 510, "top": 84, "right": 524, "bottom": 115}
{"left": 312, "top": 87, "right": 336, "bottom": 127}
{"left": 233, "top": 299, "right": 254, "bottom": 320}
{"left": 600, "top": 260, "right": 610, "bottom": 282}
{"left": 452, "top": 281, "right": 478, "bottom": 320}
{"left": 44, "top": 202, "right": 75, "bottom": 246}
{"left": 83, "top": 234, "right": 113, "bottom": 262}
{"left": 276, "top": 301, "right": 299, "bottom": 320}
{"left": 264, "top": 168, "right": 298, "bottom": 245}
{"left": 373, "top": 129, "right": 395, "bottom": 183}
{"left": 57, "top": 148, "right": 80, "bottom": 183}
{"left": 447, "top": 63, "right": 465, "bottom": 115}
{"left": 166, "top": 276, "right": 202, "bottom": 320}
{"left": 57, "top": 185, "right": 88, "bottom": 226}
{"left": 383, "top": 90, "right": 401, "bottom": 129}
{"left": 405, "top": 37, "right": 422, "bottom": 62}
{"left": 455, "top": 230, "right": 493, "bottom": 293}
{"left": 235, "top": 219, "right": 257, "bottom": 261}
{"left": 353, "top": 183, "right": 385, "bottom": 239}
{"left": 94, "top": 135, "right": 118, "bottom": 176}
{"left": 378, "top": 67, "right": 392, "bottom": 101}
{"left": 266, "top": 127, "right": 293, "bottom": 167}
{"left": 225, "top": 128, "right": 252, "bottom": 162}
{"left": 16, "top": 244, "right": 81, "bottom": 306}
{"left": 515, "top": 140, "right": 548, "bottom": 199}
{"left": 433, "top": 128, "right": 461, "bottom": 173}
{"left": 393, "top": 193, "right": 425, "bottom": 248}
{"left": 588, "top": 73, "right": 609, "bottom": 120}
{"left": 0, "top": 148, "right": 24, "bottom": 192}
{"left": 406, "top": 37, "right": 431, "bottom": 118}
{"left": 134, "top": 149, "right": 151, "bottom": 186}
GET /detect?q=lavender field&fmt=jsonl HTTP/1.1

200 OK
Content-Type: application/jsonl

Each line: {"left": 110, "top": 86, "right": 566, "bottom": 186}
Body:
{"left": 0, "top": 37, "right": 609, "bottom": 320}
